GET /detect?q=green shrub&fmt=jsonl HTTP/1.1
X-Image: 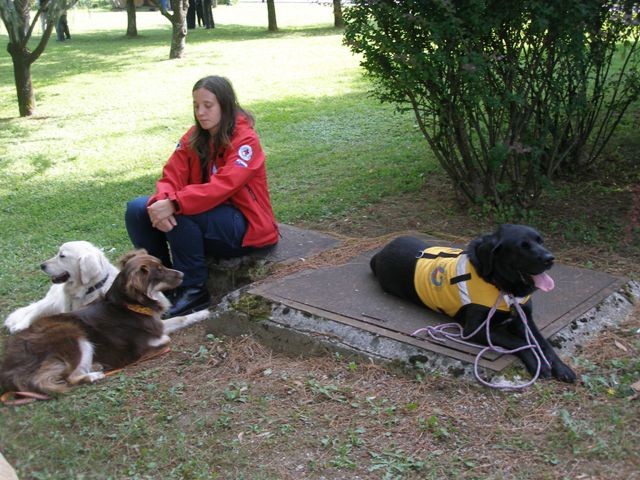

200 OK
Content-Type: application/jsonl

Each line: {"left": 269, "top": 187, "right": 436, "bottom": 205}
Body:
{"left": 344, "top": 0, "right": 640, "bottom": 211}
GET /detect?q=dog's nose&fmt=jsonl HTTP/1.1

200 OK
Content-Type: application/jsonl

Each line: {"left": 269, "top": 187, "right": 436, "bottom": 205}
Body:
{"left": 543, "top": 254, "right": 555, "bottom": 268}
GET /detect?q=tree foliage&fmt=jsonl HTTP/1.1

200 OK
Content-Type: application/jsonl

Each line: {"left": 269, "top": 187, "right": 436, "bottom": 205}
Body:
{"left": 344, "top": 0, "right": 640, "bottom": 210}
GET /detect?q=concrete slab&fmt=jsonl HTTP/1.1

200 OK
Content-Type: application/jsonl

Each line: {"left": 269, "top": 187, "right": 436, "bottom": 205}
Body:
{"left": 206, "top": 231, "right": 639, "bottom": 378}
{"left": 247, "top": 251, "right": 629, "bottom": 371}
{"left": 263, "top": 224, "right": 342, "bottom": 264}
{"left": 205, "top": 224, "right": 341, "bottom": 301}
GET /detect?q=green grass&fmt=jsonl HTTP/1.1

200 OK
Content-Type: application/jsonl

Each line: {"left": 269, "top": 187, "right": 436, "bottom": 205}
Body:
{"left": 1, "top": 4, "right": 639, "bottom": 480}
{"left": 0, "top": 5, "right": 429, "bottom": 311}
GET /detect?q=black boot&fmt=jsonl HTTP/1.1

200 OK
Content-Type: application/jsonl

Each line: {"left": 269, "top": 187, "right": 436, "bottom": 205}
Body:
{"left": 163, "top": 284, "right": 210, "bottom": 318}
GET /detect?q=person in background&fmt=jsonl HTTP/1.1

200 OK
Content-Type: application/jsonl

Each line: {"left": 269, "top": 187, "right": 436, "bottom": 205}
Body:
{"left": 187, "top": 0, "right": 196, "bottom": 29}
{"left": 125, "top": 76, "right": 279, "bottom": 317}
{"left": 56, "top": 11, "right": 70, "bottom": 41}
{"left": 202, "top": 0, "right": 214, "bottom": 29}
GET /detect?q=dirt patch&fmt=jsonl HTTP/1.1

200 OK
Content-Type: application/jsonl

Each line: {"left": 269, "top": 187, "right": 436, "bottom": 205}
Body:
{"left": 299, "top": 171, "right": 640, "bottom": 279}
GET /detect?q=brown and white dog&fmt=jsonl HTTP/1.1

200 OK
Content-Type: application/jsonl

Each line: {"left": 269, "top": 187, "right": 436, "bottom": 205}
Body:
{"left": 0, "top": 250, "right": 207, "bottom": 395}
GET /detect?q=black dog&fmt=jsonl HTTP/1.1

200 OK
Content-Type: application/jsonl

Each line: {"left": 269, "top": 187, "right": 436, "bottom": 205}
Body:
{"left": 370, "top": 224, "right": 576, "bottom": 383}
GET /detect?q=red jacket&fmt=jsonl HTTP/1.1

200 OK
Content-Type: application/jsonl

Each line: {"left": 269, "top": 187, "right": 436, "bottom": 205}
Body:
{"left": 148, "top": 115, "right": 279, "bottom": 248}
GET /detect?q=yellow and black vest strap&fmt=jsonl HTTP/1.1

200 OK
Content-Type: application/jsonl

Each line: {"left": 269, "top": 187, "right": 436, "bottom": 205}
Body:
{"left": 450, "top": 273, "right": 471, "bottom": 284}
{"left": 416, "top": 249, "right": 462, "bottom": 260}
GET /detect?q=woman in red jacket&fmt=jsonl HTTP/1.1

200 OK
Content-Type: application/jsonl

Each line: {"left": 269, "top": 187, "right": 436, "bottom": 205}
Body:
{"left": 125, "top": 76, "right": 279, "bottom": 317}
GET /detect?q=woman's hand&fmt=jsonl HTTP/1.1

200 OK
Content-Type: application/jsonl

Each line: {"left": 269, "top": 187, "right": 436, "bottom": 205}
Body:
{"left": 148, "top": 199, "right": 177, "bottom": 232}
{"left": 153, "top": 216, "right": 177, "bottom": 232}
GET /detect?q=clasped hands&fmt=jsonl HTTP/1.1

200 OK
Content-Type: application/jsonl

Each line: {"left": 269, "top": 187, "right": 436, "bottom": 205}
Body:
{"left": 148, "top": 199, "right": 177, "bottom": 232}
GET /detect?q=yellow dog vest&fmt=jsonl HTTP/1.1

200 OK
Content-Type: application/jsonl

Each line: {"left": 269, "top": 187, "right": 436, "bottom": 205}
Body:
{"left": 414, "top": 246, "right": 530, "bottom": 317}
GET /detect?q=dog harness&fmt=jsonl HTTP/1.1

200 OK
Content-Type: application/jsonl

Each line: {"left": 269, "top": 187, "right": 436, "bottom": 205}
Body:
{"left": 414, "top": 246, "right": 530, "bottom": 317}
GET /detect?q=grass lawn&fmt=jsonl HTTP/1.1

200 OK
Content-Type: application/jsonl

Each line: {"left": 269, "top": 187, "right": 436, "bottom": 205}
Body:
{"left": 0, "top": 3, "right": 429, "bottom": 309}
{"left": 1, "top": 3, "right": 639, "bottom": 479}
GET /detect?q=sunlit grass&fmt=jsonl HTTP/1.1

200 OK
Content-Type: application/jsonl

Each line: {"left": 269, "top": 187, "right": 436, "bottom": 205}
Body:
{"left": 0, "top": 3, "right": 431, "bottom": 311}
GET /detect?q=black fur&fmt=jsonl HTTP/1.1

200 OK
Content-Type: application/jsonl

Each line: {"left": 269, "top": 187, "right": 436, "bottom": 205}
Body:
{"left": 370, "top": 224, "right": 576, "bottom": 383}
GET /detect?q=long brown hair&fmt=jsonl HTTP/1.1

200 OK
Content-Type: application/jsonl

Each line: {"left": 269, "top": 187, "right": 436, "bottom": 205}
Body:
{"left": 188, "top": 76, "right": 254, "bottom": 182}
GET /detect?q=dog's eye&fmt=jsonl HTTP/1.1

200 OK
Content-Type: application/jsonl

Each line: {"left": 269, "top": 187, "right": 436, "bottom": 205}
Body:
{"left": 521, "top": 241, "right": 531, "bottom": 249}
{"left": 59, "top": 254, "right": 66, "bottom": 258}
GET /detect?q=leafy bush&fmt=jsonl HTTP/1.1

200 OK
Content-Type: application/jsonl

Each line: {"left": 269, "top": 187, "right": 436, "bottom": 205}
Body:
{"left": 344, "top": 0, "right": 640, "bottom": 210}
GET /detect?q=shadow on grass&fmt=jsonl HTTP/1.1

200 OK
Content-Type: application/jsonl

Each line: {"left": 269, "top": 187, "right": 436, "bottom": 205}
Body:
{"left": 0, "top": 88, "right": 428, "bottom": 246}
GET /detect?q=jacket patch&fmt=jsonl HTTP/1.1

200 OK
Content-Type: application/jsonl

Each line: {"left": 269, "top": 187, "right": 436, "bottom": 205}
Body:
{"left": 238, "top": 145, "right": 253, "bottom": 162}
{"left": 431, "top": 266, "right": 446, "bottom": 287}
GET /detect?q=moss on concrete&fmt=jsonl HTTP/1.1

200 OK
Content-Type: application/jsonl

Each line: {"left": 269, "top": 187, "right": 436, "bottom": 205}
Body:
{"left": 231, "top": 293, "right": 273, "bottom": 320}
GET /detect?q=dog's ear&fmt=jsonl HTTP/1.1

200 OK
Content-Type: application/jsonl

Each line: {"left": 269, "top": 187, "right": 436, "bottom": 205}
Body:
{"left": 79, "top": 254, "right": 101, "bottom": 284}
{"left": 118, "top": 249, "right": 147, "bottom": 270}
{"left": 128, "top": 263, "right": 150, "bottom": 298}
{"left": 473, "top": 234, "right": 500, "bottom": 278}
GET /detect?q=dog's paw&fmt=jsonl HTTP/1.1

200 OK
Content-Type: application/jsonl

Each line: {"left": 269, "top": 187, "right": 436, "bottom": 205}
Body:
{"left": 537, "top": 364, "right": 553, "bottom": 379}
{"left": 85, "top": 371, "right": 105, "bottom": 383}
{"left": 553, "top": 362, "right": 577, "bottom": 383}
{"left": 148, "top": 334, "right": 171, "bottom": 348}
{"left": 4, "top": 311, "right": 31, "bottom": 333}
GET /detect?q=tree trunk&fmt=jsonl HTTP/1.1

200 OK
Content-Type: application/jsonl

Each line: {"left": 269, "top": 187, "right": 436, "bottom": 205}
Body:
{"left": 166, "top": 0, "right": 189, "bottom": 58}
{"left": 267, "top": 0, "right": 277, "bottom": 32}
{"left": 8, "top": 43, "right": 36, "bottom": 116}
{"left": 15, "top": 0, "right": 30, "bottom": 36}
{"left": 126, "top": 0, "right": 138, "bottom": 37}
{"left": 170, "top": 21, "right": 187, "bottom": 58}
{"left": 333, "top": 0, "right": 344, "bottom": 28}
{"left": 2, "top": 0, "right": 61, "bottom": 116}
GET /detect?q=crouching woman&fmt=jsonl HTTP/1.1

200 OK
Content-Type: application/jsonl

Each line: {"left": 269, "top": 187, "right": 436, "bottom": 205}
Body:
{"left": 125, "top": 75, "right": 279, "bottom": 317}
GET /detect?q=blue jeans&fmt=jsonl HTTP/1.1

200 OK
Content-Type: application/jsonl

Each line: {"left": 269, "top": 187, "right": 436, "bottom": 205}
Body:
{"left": 125, "top": 196, "right": 250, "bottom": 287}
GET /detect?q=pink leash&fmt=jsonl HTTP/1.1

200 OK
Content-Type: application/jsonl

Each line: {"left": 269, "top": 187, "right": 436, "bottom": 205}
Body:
{"left": 412, "top": 294, "right": 551, "bottom": 390}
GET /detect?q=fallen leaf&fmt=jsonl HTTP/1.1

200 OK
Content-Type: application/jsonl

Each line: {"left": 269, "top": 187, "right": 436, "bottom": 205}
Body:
{"left": 631, "top": 380, "right": 640, "bottom": 393}
{"left": 614, "top": 340, "right": 628, "bottom": 352}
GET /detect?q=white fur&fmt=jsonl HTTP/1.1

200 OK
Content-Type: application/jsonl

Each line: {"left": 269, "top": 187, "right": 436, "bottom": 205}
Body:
{"left": 162, "top": 309, "right": 210, "bottom": 334}
{"left": 67, "top": 339, "right": 105, "bottom": 385}
{"left": 4, "top": 241, "right": 119, "bottom": 333}
{"left": 147, "top": 334, "right": 171, "bottom": 348}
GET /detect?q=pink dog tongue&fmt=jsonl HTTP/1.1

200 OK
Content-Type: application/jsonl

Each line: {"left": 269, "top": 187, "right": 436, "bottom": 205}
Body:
{"left": 533, "top": 272, "right": 555, "bottom": 292}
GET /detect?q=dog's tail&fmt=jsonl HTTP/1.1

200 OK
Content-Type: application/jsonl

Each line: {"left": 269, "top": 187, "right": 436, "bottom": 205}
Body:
{"left": 2, "top": 358, "right": 73, "bottom": 395}
{"left": 30, "top": 359, "right": 71, "bottom": 394}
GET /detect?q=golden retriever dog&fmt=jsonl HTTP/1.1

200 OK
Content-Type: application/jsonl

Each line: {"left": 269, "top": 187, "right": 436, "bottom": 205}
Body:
{"left": 4, "top": 241, "right": 119, "bottom": 333}
{"left": 0, "top": 250, "right": 207, "bottom": 395}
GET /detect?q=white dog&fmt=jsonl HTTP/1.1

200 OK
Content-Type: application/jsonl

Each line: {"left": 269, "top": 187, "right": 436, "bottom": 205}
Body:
{"left": 4, "top": 241, "right": 119, "bottom": 333}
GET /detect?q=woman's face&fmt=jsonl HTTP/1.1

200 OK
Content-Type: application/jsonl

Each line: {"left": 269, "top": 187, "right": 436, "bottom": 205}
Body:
{"left": 193, "top": 88, "right": 222, "bottom": 134}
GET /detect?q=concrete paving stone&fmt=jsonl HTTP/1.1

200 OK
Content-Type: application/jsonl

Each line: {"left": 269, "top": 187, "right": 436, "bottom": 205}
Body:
{"left": 206, "top": 229, "right": 638, "bottom": 377}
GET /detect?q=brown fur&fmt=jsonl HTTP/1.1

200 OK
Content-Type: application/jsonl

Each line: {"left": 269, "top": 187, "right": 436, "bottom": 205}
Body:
{"left": 0, "top": 250, "right": 183, "bottom": 395}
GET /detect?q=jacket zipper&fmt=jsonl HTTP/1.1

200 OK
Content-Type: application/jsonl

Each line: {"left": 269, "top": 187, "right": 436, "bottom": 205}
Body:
{"left": 246, "top": 185, "right": 279, "bottom": 234}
